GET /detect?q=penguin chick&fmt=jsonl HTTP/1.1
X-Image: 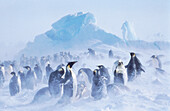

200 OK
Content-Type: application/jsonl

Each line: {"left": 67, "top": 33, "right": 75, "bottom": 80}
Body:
{"left": 114, "top": 60, "right": 128, "bottom": 85}
{"left": 97, "top": 65, "right": 110, "bottom": 85}
{"left": 9, "top": 72, "right": 21, "bottom": 96}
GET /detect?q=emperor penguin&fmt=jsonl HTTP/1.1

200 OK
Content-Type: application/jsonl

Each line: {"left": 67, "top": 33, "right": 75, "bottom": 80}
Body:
{"left": 18, "top": 71, "right": 26, "bottom": 90}
{"left": 114, "top": 60, "right": 128, "bottom": 85}
{"left": 0, "top": 70, "right": 5, "bottom": 88}
{"left": 126, "top": 52, "right": 145, "bottom": 81}
{"left": 24, "top": 66, "right": 37, "bottom": 90}
{"left": 34, "top": 64, "right": 43, "bottom": 83}
{"left": 48, "top": 64, "right": 65, "bottom": 97}
{"left": 76, "top": 68, "right": 93, "bottom": 99}
{"left": 0, "top": 64, "right": 5, "bottom": 80}
{"left": 0, "top": 64, "right": 5, "bottom": 87}
{"left": 150, "top": 55, "right": 165, "bottom": 73}
{"left": 9, "top": 72, "right": 21, "bottom": 96}
{"left": 58, "top": 61, "right": 77, "bottom": 103}
{"left": 91, "top": 69, "right": 107, "bottom": 100}
{"left": 97, "top": 65, "right": 110, "bottom": 85}
{"left": 108, "top": 50, "right": 114, "bottom": 58}
{"left": 45, "top": 64, "right": 53, "bottom": 81}
{"left": 40, "top": 56, "right": 46, "bottom": 69}
{"left": 151, "top": 55, "right": 162, "bottom": 69}
{"left": 77, "top": 68, "right": 93, "bottom": 84}
{"left": 6, "top": 64, "right": 14, "bottom": 81}
{"left": 88, "top": 48, "right": 96, "bottom": 58}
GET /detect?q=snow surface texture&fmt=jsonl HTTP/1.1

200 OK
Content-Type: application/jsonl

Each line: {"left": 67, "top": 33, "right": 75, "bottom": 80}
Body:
{"left": 0, "top": 49, "right": 170, "bottom": 111}
{"left": 18, "top": 12, "right": 170, "bottom": 57}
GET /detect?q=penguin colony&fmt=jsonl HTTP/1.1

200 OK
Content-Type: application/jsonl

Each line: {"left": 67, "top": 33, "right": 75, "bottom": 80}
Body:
{"left": 0, "top": 49, "right": 165, "bottom": 104}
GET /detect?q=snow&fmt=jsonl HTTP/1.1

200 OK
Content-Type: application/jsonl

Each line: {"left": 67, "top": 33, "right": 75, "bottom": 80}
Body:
{"left": 1, "top": 12, "right": 170, "bottom": 111}
{"left": 1, "top": 49, "right": 170, "bottom": 111}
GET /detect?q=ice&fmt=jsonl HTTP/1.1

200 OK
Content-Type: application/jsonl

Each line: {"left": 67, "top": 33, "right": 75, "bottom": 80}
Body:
{"left": 18, "top": 12, "right": 170, "bottom": 58}
{"left": 121, "top": 21, "right": 137, "bottom": 41}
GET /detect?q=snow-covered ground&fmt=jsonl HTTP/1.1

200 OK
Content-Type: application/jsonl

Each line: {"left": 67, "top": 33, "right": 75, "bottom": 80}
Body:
{"left": 0, "top": 49, "right": 170, "bottom": 111}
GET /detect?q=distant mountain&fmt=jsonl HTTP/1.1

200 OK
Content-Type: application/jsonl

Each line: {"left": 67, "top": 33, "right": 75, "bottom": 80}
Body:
{"left": 19, "top": 12, "right": 170, "bottom": 57}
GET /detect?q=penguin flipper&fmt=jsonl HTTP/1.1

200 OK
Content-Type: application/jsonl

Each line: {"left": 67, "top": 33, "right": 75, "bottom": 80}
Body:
{"left": 141, "top": 68, "right": 145, "bottom": 72}
{"left": 114, "top": 70, "right": 117, "bottom": 77}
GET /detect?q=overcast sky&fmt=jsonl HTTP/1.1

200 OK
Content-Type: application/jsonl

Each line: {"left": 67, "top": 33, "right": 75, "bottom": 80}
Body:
{"left": 0, "top": 0, "right": 169, "bottom": 60}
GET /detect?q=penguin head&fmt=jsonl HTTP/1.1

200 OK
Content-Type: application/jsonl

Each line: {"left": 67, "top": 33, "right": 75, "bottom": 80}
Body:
{"left": 97, "top": 65, "right": 104, "bottom": 69}
{"left": 47, "top": 64, "right": 50, "bottom": 67}
{"left": 93, "top": 69, "right": 100, "bottom": 76}
{"left": 35, "top": 64, "right": 38, "bottom": 67}
{"left": 57, "top": 64, "right": 65, "bottom": 70}
{"left": 66, "top": 61, "right": 77, "bottom": 69}
{"left": 11, "top": 72, "right": 16, "bottom": 76}
{"left": 18, "top": 70, "right": 23, "bottom": 75}
{"left": 58, "top": 68, "right": 65, "bottom": 77}
{"left": 24, "top": 66, "right": 31, "bottom": 70}
{"left": 118, "top": 60, "right": 123, "bottom": 66}
{"left": 88, "top": 48, "right": 92, "bottom": 51}
{"left": 0, "top": 64, "right": 4, "bottom": 67}
{"left": 130, "top": 52, "right": 136, "bottom": 57}
{"left": 57, "top": 64, "right": 65, "bottom": 75}
{"left": 151, "top": 55, "right": 156, "bottom": 58}
{"left": 78, "top": 69, "right": 83, "bottom": 75}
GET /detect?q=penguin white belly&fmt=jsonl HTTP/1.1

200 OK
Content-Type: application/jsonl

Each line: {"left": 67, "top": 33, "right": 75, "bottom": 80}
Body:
{"left": 9, "top": 66, "right": 14, "bottom": 73}
{"left": 60, "top": 84, "right": 64, "bottom": 98}
{"left": 116, "top": 66, "right": 127, "bottom": 85}
{"left": 6, "top": 66, "right": 13, "bottom": 80}
{"left": 123, "top": 70, "right": 128, "bottom": 85}
{"left": 17, "top": 76, "right": 21, "bottom": 91}
{"left": 70, "top": 69, "right": 77, "bottom": 100}
{"left": 1, "top": 67, "right": 5, "bottom": 78}
{"left": 152, "top": 59, "right": 159, "bottom": 69}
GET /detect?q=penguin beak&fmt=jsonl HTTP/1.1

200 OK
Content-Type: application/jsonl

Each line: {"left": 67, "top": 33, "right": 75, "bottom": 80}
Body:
{"left": 67, "top": 61, "right": 77, "bottom": 68}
